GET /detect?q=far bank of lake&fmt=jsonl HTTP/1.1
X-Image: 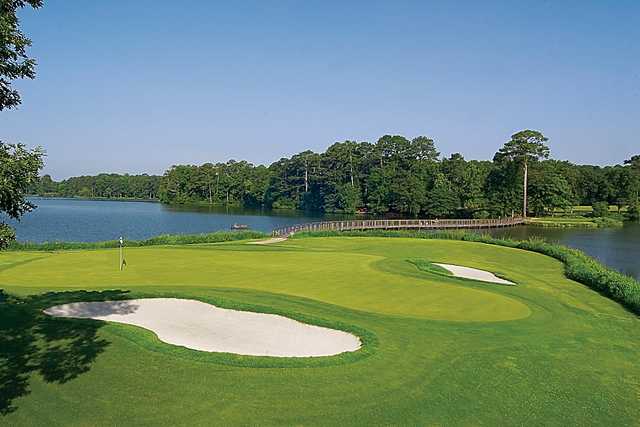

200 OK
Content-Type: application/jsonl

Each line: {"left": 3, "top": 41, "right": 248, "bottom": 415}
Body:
{"left": 6, "top": 197, "right": 343, "bottom": 242}
{"left": 5, "top": 197, "right": 640, "bottom": 280}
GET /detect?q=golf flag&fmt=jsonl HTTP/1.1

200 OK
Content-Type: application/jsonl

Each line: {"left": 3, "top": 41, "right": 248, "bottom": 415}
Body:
{"left": 119, "top": 236, "right": 127, "bottom": 270}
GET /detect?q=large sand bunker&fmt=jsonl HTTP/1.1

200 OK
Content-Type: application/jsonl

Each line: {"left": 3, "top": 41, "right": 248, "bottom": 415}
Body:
{"left": 434, "top": 263, "right": 515, "bottom": 285}
{"left": 44, "top": 298, "right": 361, "bottom": 357}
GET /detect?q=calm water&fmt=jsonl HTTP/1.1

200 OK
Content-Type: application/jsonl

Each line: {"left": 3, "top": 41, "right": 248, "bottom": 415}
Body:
{"left": 5, "top": 198, "right": 639, "bottom": 280}
{"left": 491, "top": 224, "right": 640, "bottom": 280}
{"left": 5, "top": 198, "right": 344, "bottom": 243}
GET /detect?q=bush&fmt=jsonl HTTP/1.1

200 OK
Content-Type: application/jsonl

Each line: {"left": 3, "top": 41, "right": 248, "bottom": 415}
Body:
{"left": 0, "top": 223, "right": 16, "bottom": 250}
{"left": 292, "top": 229, "right": 640, "bottom": 315}
{"left": 592, "top": 201, "right": 609, "bottom": 218}
{"left": 628, "top": 202, "right": 640, "bottom": 222}
{"left": 7, "top": 230, "right": 267, "bottom": 251}
{"left": 593, "top": 217, "right": 624, "bottom": 228}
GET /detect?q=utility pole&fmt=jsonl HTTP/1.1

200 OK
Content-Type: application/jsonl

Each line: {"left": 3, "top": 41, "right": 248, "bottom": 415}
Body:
{"left": 349, "top": 149, "right": 355, "bottom": 187}
{"left": 215, "top": 171, "right": 220, "bottom": 201}
{"left": 304, "top": 156, "right": 309, "bottom": 193}
{"left": 523, "top": 160, "right": 528, "bottom": 218}
{"left": 208, "top": 171, "right": 213, "bottom": 205}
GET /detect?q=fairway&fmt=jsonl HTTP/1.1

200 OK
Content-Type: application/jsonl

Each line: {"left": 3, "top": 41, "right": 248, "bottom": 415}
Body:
{"left": 1, "top": 236, "right": 639, "bottom": 425}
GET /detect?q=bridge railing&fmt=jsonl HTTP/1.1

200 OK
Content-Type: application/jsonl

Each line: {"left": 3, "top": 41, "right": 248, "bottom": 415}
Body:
{"left": 272, "top": 217, "right": 525, "bottom": 237}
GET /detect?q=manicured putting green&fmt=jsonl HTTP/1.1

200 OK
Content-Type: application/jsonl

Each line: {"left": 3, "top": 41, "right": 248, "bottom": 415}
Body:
{"left": 1, "top": 237, "right": 639, "bottom": 425}
{"left": 1, "top": 241, "right": 530, "bottom": 321}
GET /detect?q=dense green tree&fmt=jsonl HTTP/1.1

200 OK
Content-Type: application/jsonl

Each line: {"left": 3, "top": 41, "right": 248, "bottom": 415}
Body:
{"left": 484, "top": 160, "right": 522, "bottom": 216}
{"left": 1, "top": 1, "right": 46, "bottom": 248}
{"left": 571, "top": 166, "right": 606, "bottom": 205}
{"left": 0, "top": 142, "right": 44, "bottom": 248}
{"left": 365, "top": 135, "right": 439, "bottom": 214}
{"left": 441, "top": 154, "right": 490, "bottom": 213}
{"left": 628, "top": 202, "right": 640, "bottom": 222}
{"left": 264, "top": 158, "right": 298, "bottom": 209}
{"left": 39, "top": 173, "right": 162, "bottom": 199}
{"left": 147, "top": 135, "right": 637, "bottom": 221}
{"left": 528, "top": 166, "right": 574, "bottom": 216}
{"left": 494, "top": 130, "right": 550, "bottom": 217}
{"left": 623, "top": 155, "right": 640, "bottom": 206}
{"left": 424, "top": 173, "right": 457, "bottom": 218}
{"left": 603, "top": 166, "right": 632, "bottom": 211}
{"left": 625, "top": 155, "right": 640, "bottom": 169}
{"left": 198, "top": 163, "right": 217, "bottom": 204}
{"left": 1, "top": 0, "right": 43, "bottom": 110}
{"left": 592, "top": 201, "right": 609, "bottom": 218}
{"left": 410, "top": 136, "right": 439, "bottom": 162}
{"left": 159, "top": 160, "right": 269, "bottom": 207}
{"left": 322, "top": 141, "right": 363, "bottom": 213}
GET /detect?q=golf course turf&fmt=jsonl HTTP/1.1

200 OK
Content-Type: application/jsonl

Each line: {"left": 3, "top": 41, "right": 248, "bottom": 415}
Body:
{"left": 1, "top": 236, "right": 639, "bottom": 425}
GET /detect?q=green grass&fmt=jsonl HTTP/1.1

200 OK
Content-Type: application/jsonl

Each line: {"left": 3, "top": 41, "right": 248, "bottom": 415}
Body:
{"left": 6, "top": 230, "right": 267, "bottom": 251}
{"left": 406, "top": 257, "right": 453, "bottom": 276}
{"left": 1, "top": 236, "right": 639, "bottom": 425}
{"left": 525, "top": 216, "right": 624, "bottom": 228}
{"left": 572, "top": 205, "right": 628, "bottom": 213}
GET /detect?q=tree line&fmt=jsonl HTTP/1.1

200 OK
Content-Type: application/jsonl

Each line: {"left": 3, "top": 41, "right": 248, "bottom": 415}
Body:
{"left": 157, "top": 131, "right": 640, "bottom": 219}
{"left": 30, "top": 131, "right": 639, "bottom": 219}
{"left": 30, "top": 174, "right": 162, "bottom": 200}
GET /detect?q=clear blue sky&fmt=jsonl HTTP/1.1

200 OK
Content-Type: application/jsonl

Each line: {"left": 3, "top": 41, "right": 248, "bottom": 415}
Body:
{"left": 2, "top": 0, "right": 638, "bottom": 179}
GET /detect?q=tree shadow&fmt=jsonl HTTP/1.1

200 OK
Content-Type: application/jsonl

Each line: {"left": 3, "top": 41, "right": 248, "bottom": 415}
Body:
{"left": 0, "top": 289, "right": 132, "bottom": 415}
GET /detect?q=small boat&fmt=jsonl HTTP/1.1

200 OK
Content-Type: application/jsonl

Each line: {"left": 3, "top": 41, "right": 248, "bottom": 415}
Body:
{"left": 231, "top": 223, "right": 249, "bottom": 230}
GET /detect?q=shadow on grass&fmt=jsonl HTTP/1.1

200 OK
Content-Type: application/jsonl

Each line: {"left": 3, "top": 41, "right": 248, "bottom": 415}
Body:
{"left": 0, "top": 289, "right": 131, "bottom": 415}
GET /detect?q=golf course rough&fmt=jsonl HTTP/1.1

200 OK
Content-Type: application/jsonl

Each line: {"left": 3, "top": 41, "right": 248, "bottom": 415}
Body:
{"left": 1, "top": 236, "right": 639, "bottom": 425}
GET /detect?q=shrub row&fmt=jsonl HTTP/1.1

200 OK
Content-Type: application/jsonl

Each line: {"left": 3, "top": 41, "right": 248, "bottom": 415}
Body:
{"left": 7, "top": 230, "right": 267, "bottom": 251}
{"left": 592, "top": 217, "right": 625, "bottom": 228}
{"left": 292, "top": 229, "right": 640, "bottom": 315}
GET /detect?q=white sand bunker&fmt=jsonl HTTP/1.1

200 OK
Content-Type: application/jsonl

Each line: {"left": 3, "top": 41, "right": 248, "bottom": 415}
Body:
{"left": 434, "top": 263, "right": 515, "bottom": 285}
{"left": 44, "top": 298, "right": 361, "bottom": 357}
{"left": 247, "top": 237, "right": 288, "bottom": 245}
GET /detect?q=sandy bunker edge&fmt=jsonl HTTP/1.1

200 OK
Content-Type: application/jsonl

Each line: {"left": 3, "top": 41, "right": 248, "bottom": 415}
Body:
{"left": 44, "top": 298, "right": 362, "bottom": 357}
{"left": 433, "top": 263, "right": 515, "bottom": 285}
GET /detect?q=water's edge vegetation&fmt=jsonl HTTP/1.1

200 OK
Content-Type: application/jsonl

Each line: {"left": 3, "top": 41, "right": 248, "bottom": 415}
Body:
{"left": 524, "top": 216, "right": 625, "bottom": 228}
{"left": 292, "top": 230, "right": 640, "bottom": 316}
{"left": 7, "top": 230, "right": 267, "bottom": 251}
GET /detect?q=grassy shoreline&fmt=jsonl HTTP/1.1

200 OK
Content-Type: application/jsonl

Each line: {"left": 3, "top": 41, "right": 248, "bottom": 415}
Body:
{"left": 7, "top": 230, "right": 267, "bottom": 251}
{"left": 524, "top": 216, "right": 624, "bottom": 228}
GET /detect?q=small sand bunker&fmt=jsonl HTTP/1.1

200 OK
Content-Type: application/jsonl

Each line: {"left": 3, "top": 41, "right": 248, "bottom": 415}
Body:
{"left": 44, "top": 298, "right": 361, "bottom": 357}
{"left": 247, "top": 237, "right": 288, "bottom": 245}
{"left": 433, "top": 263, "right": 515, "bottom": 285}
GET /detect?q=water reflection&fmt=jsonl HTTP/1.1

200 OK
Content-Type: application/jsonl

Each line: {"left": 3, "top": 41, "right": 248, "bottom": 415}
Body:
{"left": 7, "top": 197, "right": 362, "bottom": 243}
{"left": 490, "top": 223, "right": 640, "bottom": 280}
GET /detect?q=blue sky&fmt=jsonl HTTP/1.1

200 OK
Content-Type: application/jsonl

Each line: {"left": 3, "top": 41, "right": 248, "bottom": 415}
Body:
{"left": 2, "top": 0, "right": 638, "bottom": 179}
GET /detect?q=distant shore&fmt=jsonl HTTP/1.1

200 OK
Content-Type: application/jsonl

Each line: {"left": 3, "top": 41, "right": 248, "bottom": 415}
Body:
{"left": 29, "top": 195, "right": 160, "bottom": 203}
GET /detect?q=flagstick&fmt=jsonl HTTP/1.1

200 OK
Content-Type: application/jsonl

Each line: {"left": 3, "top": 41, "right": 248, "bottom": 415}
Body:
{"left": 119, "top": 236, "right": 123, "bottom": 271}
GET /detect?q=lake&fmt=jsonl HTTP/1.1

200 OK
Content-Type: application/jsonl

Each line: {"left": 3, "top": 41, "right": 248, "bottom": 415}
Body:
{"left": 491, "top": 224, "right": 640, "bottom": 280}
{"left": 5, "top": 198, "right": 339, "bottom": 243}
{"left": 5, "top": 197, "right": 640, "bottom": 280}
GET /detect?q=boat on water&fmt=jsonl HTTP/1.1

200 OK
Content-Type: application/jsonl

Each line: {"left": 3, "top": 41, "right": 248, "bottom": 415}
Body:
{"left": 231, "top": 224, "right": 249, "bottom": 230}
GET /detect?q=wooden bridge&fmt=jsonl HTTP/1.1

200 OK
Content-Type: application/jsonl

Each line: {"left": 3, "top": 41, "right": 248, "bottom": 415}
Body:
{"left": 272, "top": 216, "right": 525, "bottom": 237}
